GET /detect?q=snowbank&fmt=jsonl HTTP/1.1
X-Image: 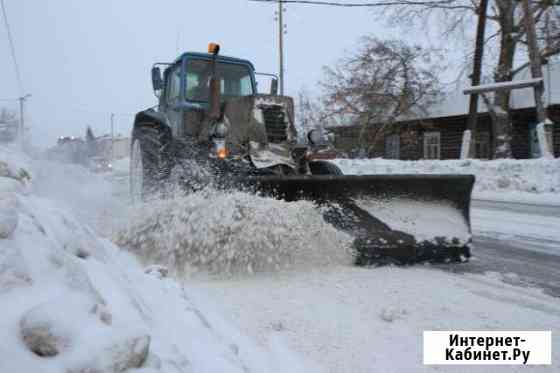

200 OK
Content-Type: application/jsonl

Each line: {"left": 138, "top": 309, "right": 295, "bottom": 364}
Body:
{"left": 333, "top": 158, "right": 560, "bottom": 205}
{"left": 0, "top": 146, "right": 313, "bottom": 372}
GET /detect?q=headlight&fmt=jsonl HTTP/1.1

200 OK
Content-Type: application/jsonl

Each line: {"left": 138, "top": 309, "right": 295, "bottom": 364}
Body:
{"left": 327, "top": 132, "right": 335, "bottom": 143}
{"left": 214, "top": 139, "right": 228, "bottom": 159}
{"left": 307, "top": 129, "right": 322, "bottom": 145}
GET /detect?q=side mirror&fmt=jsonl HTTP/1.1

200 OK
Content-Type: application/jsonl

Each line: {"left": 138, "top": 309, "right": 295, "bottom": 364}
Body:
{"left": 151, "top": 66, "right": 163, "bottom": 92}
{"left": 270, "top": 78, "right": 279, "bottom": 96}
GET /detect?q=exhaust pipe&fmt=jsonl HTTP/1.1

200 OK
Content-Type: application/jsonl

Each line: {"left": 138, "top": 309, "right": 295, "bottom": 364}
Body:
{"left": 208, "top": 43, "right": 221, "bottom": 121}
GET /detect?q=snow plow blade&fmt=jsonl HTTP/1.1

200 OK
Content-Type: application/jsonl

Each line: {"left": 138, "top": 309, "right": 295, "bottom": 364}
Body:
{"left": 247, "top": 174, "right": 475, "bottom": 265}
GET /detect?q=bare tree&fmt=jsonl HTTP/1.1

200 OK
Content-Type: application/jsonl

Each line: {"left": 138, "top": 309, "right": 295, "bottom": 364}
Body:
{"left": 319, "top": 37, "right": 441, "bottom": 154}
{"left": 379, "top": 0, "right": 560, "bottom": 158}
{"left": 295, "top": 88, "right": 325, "bottom": 142}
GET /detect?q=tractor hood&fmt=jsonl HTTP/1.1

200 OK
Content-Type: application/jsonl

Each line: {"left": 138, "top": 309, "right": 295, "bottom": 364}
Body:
{"left": 219, "top": 94, "right": 298, "bottom": 169}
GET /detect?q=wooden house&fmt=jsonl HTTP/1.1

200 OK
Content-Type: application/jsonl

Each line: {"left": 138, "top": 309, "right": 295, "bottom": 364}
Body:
{"left": 328, "top": 65, "right": 560, "bottom": 160}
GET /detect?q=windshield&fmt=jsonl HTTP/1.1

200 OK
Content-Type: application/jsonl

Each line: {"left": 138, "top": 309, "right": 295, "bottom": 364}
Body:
{"left": 185, "top": 59, "right": 254, "bottom": 102}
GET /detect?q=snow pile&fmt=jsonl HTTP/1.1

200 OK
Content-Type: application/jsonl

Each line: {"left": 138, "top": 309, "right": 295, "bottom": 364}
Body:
{"left": 334, "top": 158, "right": 560, "bottom": 204}
{"left": 116, "top": 189, "right": 354, "bottom": 276}
{"left": 0, "top": 148, "right": 151, "bottom": 372}
{"left": 0, "top": 146, "right": 313, "bottom": 372}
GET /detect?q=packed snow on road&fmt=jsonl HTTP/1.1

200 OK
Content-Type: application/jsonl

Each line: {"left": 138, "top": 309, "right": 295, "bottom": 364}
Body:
{"left": 1, "top": 147, "right": 559, "bottom": 372}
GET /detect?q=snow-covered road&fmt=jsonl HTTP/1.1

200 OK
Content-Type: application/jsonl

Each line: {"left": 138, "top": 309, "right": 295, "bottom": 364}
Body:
{"left": 189, "top": 265, "right": 560, "bottom": 373}
{"left": 452, "top": 200, "right": 560, "bottom": 298}
{"left": 183, "top": 200, "right": 560, "bottom": 372}
{"left": 181, "top": 201, "right": 560, "bottom": 372}
{"left": 471, "top": 200, "right": 560, "bottom": 255}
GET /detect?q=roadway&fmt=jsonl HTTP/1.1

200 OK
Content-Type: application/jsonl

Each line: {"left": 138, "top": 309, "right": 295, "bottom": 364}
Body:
{"left": 438, "top": 200, "right": 560, "bottom": 297}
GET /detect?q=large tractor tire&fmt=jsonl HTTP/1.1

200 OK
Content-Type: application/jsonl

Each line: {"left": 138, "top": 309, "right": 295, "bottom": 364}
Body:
{"left": 130, "top": 125, "right": 171, "bottom": 202}
{"left": 309, "top": 160, "right": 343, "bottom": 175}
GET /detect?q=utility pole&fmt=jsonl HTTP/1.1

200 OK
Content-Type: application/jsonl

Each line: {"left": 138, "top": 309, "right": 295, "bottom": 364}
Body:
{"left": 545, "top": 10, "right": 552, "bottom": 105}
{"left": 277, "top": 0, "right": 285, "bottom": 95}
{"left": 18, "top": 94, "right": 31, "bottom": 149}
{"left": 465, "top": 0, "right": 489, "bottom": 159}
{"left": 110, "top": 113, "right": 115, "bottom": 163}
{"left": 254, "top": 0, "right": 286, "bottom": 95}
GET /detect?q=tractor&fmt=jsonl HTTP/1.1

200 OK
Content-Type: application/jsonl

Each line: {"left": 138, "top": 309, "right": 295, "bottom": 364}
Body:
{"left": 130, "top": 43, "right": 475, "bottom": 264}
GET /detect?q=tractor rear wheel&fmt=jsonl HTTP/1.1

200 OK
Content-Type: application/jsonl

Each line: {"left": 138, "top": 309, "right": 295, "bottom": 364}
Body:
{"left": 309, "top": 161, "right": 343, "bottom": 175}
{"left": 130, "top": 125, "right": 171, "bottom": 202}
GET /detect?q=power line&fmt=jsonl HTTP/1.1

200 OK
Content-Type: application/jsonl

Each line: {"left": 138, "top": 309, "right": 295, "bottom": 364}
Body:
{"left": 1, "top": 0, "right": 24, "bottom": 94}
{"left": 249, "top": 0, "right": 454, "bottom": 7}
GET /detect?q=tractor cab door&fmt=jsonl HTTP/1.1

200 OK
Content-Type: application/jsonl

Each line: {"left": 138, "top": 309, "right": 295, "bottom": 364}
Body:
{"left": 163, "top": 63, "right": 184, "bottom": 137}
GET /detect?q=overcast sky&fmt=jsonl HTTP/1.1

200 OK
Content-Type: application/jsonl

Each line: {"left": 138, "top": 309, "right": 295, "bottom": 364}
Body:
{"left": 0, "top": 0, "right": 413, "bottom": 147}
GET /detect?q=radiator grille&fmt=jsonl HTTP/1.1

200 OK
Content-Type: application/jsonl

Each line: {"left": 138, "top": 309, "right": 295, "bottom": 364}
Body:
{"left": 261, "top": 105, "right": 288, "bottom": 143}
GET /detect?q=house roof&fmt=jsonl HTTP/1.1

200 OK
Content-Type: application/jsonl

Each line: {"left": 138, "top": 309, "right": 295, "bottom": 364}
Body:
{"left": 423, "top": 62, "right": 560, "bottom": 120}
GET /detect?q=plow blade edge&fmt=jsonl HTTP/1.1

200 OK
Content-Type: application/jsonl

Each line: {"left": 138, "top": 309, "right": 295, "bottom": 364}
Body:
{"left": 247, "top": 174, "right": 476, "bottom": 264}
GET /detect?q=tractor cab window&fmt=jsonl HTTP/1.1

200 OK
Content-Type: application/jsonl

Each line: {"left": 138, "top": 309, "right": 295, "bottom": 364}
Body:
{"left": 185, "top": 59, "right": 254, "bottom": 102}
{"left": 166, "top": 66, "right": 182, "bottom": 104}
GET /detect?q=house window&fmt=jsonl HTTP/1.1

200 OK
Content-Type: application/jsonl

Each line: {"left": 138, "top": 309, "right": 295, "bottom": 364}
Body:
{"left": 423, "top": 132, "right": 441, "bottom": 159}
{"left": 384, "top": 134, "right": 400, "bottom": 159}
{"left": 475, "top": 132, "right": 490, "bottom": 159}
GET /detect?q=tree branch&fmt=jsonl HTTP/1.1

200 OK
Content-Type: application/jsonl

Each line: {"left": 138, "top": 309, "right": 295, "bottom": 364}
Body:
{"left": 511, "top": 44, "right": 560, "bottom": 77}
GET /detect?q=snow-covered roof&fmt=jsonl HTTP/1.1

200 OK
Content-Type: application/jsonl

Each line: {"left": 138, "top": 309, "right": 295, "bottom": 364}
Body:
{"left": 425, "top": 63, "right": 560, "bottom": 120}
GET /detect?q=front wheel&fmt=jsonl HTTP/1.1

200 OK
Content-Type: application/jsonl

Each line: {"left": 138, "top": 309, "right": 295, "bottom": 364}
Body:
{"left": 130, "top": 126, "right": 171, "bottom": 202}
{"left": 308, "top": 161, "right": 343, "bottom": 175}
